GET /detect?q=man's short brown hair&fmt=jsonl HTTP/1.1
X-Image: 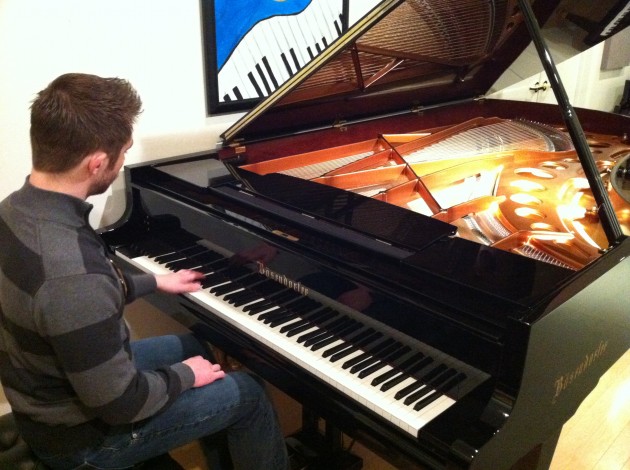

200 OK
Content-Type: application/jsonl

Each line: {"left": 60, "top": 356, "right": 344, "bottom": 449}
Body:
{"left": 30, "top": 73, "right": 142, "bottom": 173}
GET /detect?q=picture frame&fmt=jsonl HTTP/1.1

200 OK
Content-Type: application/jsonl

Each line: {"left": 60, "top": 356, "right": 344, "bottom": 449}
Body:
{"left": 200, "top": 0, "right": 350, "bottom": 115}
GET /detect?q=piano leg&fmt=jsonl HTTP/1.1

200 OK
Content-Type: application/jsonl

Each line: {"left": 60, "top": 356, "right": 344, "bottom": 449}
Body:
{"left": 509, "top": 429, "right": 561, "bottom": 470}
{"left": 287, "top": 408, "right": 363, "bottom": 469}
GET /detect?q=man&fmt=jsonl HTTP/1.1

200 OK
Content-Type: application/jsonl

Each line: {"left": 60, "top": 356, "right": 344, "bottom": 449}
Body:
{"left": 0, "top": 73, "right": 288, "bottom": 469}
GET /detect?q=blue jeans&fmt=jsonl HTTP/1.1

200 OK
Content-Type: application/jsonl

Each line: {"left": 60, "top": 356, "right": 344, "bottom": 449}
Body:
{"left": 41, "top": 334, "right": 288, "bottom": 470}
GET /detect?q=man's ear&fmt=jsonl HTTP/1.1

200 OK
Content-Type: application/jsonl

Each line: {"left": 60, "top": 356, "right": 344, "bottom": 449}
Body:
{"left": 85, "top": 151, "right": 109, "bottom": 176}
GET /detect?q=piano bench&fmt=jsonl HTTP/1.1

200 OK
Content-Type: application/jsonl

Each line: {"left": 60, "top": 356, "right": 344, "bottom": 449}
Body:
{"left": 0, "top": 412, "right": 49, "bottom": 469}
{"left": 0, "top": 412, "right": 184, "bottom": 470}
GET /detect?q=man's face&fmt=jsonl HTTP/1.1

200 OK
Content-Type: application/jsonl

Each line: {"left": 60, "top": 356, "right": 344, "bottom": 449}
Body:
{"left": 88, "top": 139, "right": 133, "bottom": 196}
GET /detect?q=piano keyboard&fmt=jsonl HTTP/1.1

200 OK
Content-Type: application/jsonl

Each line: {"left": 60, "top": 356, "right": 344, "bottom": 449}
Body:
{"left": 218, "top": 0, "right": 344, "bottom": 102}
{"left": 116, "top": 237, "right": 488, "bottom": 437}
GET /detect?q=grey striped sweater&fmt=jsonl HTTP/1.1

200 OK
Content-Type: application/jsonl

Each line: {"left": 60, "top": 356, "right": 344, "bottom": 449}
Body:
{"left": 0, "top": 179, "right": 194, "bottom": 453}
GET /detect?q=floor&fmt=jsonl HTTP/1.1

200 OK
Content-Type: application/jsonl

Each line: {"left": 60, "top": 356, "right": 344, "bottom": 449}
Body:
{"left": 125, "top": 300, "right": 630, "bottom": 470}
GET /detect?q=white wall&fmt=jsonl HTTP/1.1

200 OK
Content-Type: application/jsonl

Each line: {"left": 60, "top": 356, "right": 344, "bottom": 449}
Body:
{"left": 0, "top": 0, "right": 243, "bottom": 228}
{"left": 1, "top": 0, "right": 628, "bottom": 230}
{"left": 488, "top": 30, "right": 630, "bottom": 110}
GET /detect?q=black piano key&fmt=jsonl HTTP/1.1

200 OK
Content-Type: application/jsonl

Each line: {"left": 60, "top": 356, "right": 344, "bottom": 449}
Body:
{"left": 126, "top": 232, "right": 202, "bottom": 259}
{"left": 341, "top": 338, "right": 395, "bottom": 370}
{"left": 255, "top": 63, "right": 272, "bottom": 95}
{"left": 271, "top": 290, "right": 303, "bottom": 306}
{"left": 166, "top": 249, "right": 223, "bottom": 270}
{"left": 232, "top": 86, "right": 243, "bottom": 100}
{"left": 310, "top": 319, "right": 357, "bottom": 352}
{"left": 247, "top": 71, "right": 264, "bottom": 98}
{"left": 222, "top": 94, "right": 231, "bottom": 102}
{"left": 151, "top": 247, "right": 189, "bottom": 263}
{"left": 357, "top": 345, "right": 411, "bottom": 379}
{"left": 237, "top": 283, "right": 288, "bottom": 309}
{"left": 245, "top": 299, "right": 281, "bottom": 315}
{"left": 406, "top": 369, "right": 457, "bottom": 408}
{"left": 284, "top": 309, "right": 336, "bottom": 338}
{"left": 283, "top": 297, "right": 321, "bottom": 312}
{"left": 395, "top": 364, "right": 447, "bottom": 401}
{"left": 277, "top": 304, "right": 327, "bottom": 325}
{"left": 320, "top": 323, "right": 365, "bottom": 358}
{"left": 267, "top": 301, "right": 324, "bottom": 327}
{"left": 268, "top": 311, "right": 303, "bottom": 328}
{"left": 439, "top": 372, "right": 467, "bottom": 397}
{"left": 255, "top": 300, "right": 293, "bottom": 320}
{"left": 202, "top": 271, "right": 230, "bottom": 288}
{"left": 258, "top": 294, "right": 306, "bottom": 320}
{"left": 126, "top": 238, "right": 170, "bottom": 258}
{"left": 412, "top": 390, "right": 440, "bottom": 411}
{"left": 258, "top": 297, "right": 322, "bottom": 323}
{"left": 223, "top": 281, "right": 272, "bottom": 307}
{"left": 379, "top": 356, "right": 434, "bottom": 392}
{"left": 307, "top": 46, "right": 314, "bottom": 59}
{"left": 315, "top": 42, "right": 322, "bottom": 54}
{"left": 198, "top": 256, "right": 230, "bottom": 270}
{"left": 161, "top": 247, "right": 210, "bottom": 268}
{"left": 301, "top": 317, "right": 348, "bottom": 347}
{"left": 211, "top": 282, "right": 244, "bottom": 296}
{"left": 281, "top": 52, "right": 294, "bottom": 77}
{"left": 262, "top": 56, "right": 279, "bottom": 89}
{"left": 259, "top": 307, "right": 292, "bottom": 323}
{"left": 295, "top": 311, "right": 340, "bottom": 343}
{"left": 371, "top": 352, "right": 425, "bottom": 387}
{"left": 309, "top": 334, "right": 340, "bottom": 352}
{"left": 224, "top": 276, "right": 270, "bottom": 304}
{"left": 281, "top": 319, "right": 315, "bottom": 337}
{"left": 334, "top": 18, "right": 342, "bottom": 36}
{"left": 227, "top": 288, "right": 264, "bottom": 306}
{"left": 210, "top": 270, "right": 259, "bottom": 295}
{"left": 298, "top": 313, "right": 346, "bottom": 341}
{"left": 413, "top": 373, "right": 467, "bottom": 412}
{"left": 278, "top": 312, "right": 316, "bottom": 334}
{"left": 289, "top": 48, "right": 301, "bottom": 71}
{"left": 155, "top": 244, "right": 205, "bottom": 264}
{"left": 244, "top": 289, "right": 297, "bottom": 314}
{"left": 199, "top": 259, "right": 231, "bottom": 279}
{"left": 322, "top": 37, "right": 328, "bottom": 48}
{"left": 298, "top": 328, "right": 330, "bottom": 346}
{"left": 348, "top": 341, "right": 401, "bottom": 375}
{"left": 328, "top": 330, "right": 381, "bottom": 363}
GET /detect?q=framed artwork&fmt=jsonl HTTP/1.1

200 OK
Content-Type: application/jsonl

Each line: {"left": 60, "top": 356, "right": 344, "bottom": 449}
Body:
{"left": 200, "top": 0, "right": 350, "bottom": 115}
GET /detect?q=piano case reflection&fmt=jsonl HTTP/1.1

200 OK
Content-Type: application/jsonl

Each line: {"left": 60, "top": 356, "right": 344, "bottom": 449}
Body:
{"left": 100, "top": 1, "right": 630, "bottom": 469}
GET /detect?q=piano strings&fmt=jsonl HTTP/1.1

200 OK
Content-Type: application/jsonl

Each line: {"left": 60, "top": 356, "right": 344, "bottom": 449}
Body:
{"left": 239, "top": 117, "right": 630, "bottom": 270}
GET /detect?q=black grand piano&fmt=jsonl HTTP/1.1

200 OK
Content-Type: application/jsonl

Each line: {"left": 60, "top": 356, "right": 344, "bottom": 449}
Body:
{"left": 100, "top": 1, "right": 630, "bottom": 468}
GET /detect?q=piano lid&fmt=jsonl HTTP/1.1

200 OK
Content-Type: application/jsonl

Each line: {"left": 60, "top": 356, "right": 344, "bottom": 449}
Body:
{"left": 220, "top": 0, "right": 629, "bottom": 145}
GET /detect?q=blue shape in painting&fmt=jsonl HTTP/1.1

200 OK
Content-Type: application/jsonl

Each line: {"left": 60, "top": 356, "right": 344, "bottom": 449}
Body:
{"left": 214, "top": 0, "right": 312, "bottom": 70}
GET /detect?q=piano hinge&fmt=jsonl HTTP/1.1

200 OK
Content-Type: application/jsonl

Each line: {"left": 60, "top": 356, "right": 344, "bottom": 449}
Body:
{"left": 333, "top": 119, "right": 348, "bottom": 132}
{"left": 225, "top": 139, "right": 246, "bottom": 155}
{"left": 411, "top": 105, "right": 425, "bottom": 115}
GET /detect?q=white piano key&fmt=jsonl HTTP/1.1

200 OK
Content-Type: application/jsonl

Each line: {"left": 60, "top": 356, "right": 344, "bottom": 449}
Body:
{"left": 258, "top": 22, "right": 290, "bottom": 86}
{"left": 285, "top": 16, "right": 311, "bottom": 67}
{"left": 227, "top": 51, "right": 260, "bottom": 99}
{"left": 312, "top": 2, "right": 337, "bottom": 46}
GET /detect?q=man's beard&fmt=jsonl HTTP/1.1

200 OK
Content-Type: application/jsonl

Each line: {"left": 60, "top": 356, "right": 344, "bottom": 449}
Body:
{"left": 88, "top": 169, "right": 117, "bottom": 196}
